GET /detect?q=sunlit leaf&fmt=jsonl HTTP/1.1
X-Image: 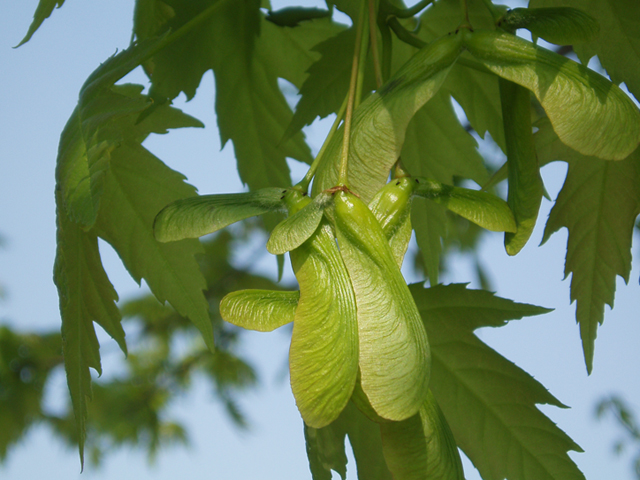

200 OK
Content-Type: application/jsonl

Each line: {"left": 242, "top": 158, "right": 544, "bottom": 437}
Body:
{"left": 537, "top": 118, "right": 640, "bottom": 373}
{"left": 462, "top": 29, "right": 640, "bottom": 160}
{"left": 411, "top": 283, "right": 585, "bottom": 480}
{"left": 154, "top": 189, "right": 286, "bottom": 243}
{"left": 220, "top": 290, "right": 298, "bottom": 332}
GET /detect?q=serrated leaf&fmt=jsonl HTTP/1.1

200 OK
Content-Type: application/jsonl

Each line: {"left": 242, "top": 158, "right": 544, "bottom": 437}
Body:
{"left": 400, "top": 91, "right": 489, "bottom": 285}
{"left": 56, "top": 38, "right": 169, "bottom": 227}
{"left": 312, "top": 32, "right": 465, "bottom": 202}
{"left": 257, "top": 16, "right": 344, "bottom": 89}
{"left": 93, "top": 139, "right": 215, "bottom": 352}
{"left": 16, "top": 0, "right": 65, "bottom": 47}
{"left": 530, "top": 0, "right": 640, "bottom": 101}
{"left": 267, "top": 193, "right": 329, "bottom": 255}
{"left": 537, "top": 118, "right": 640, "bottom": 372}
{"left": 416, "top": 0, "right": 506, "bottom": 149}
{"left": 414, "top": 177, "right": 516, "bottom": 233}
{"left": 329, "top": 191, "right": 430, "bottom": 421}
{"left": 499, "top": 7, "right": 599, "bottom": 45}
{"left": 379, "top": 390, "right": 465, "bottom": 480}
{"left": 134, "top": 1, "right": 312, "bottom": 192}
{"left": 305, "top": 401, "right": 393, "bottom": 480}
{"left": 219, "top": 290, "right": 298, "bottom": 331}
{"left": 154, "top": 189, "right": 286, "bottom": 243}
{"left": 462, "top": 29, "right": 640, "bottom": 160}
{"left": 53, "top": 190, "right": 126, "bottom": 468}
{"left": 410, "top": 283, "right": 585, "bottom": 480}
{"left": 282, "top": 26, "right": 377, "bottom": 142}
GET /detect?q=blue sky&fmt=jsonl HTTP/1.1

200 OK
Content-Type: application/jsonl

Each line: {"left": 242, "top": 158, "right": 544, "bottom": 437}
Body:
{"left": 1, "top": 1, "right": 639, "bottom": 479}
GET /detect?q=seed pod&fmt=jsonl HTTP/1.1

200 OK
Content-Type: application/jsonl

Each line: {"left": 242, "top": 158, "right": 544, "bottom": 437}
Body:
{"left": 283, "top": 189, "right": 359, "bottom": 429}
{"left": 462, "top": 29, "right": 640, "bottom": 160}
{"left": 153, "top": 188, "right": 286, "bottom": 242}
{"left": 499, "top": 79, "right": 544, "bottom": 255}
{"left": 329, "top": 189, "right": 430, "bottom": 421}
{"left": 413, "top": 177, "right": 517, "bottom": 233}
{"left": 380, "top": 390, "right": 465, "bottom": 480}
{"left": 219, "top": 289, "right": 299, "bottom": 332}
{"left": 367, "top": 176, "right": 416, "bottom": 267}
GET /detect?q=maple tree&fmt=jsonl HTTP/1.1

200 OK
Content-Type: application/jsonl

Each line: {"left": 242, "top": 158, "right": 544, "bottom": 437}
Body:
{"left": 2, "top": 0, "right": 640, "bottom": 479}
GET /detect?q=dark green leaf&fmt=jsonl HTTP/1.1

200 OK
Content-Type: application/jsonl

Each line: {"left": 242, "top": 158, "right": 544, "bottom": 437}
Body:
{"left": 411, "top": 283, "right": 585, "bottom": 480}
{"left": 499, "top": 7, "right": 599, "bottom": 45}
{"left": 16, "top": 0, "right": 65, "bottom": 47}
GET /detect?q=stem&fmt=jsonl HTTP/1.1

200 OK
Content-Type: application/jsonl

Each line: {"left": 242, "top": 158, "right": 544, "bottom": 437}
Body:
{"left": 338, "top": 0, "right": 368, "bottom": 186}
{"left": 297, "top": 96, "right": 348, "bottom": 191}
{"left": 394, "top": 0, "right": 434, "bottom": 18}
{"left": 458, "top": 0, "right": 473, "bottom": 30}
{"left": 369, "top": 0, "right": 384, "bottom": 89}
{"left": 388, "top": 17, "right": 427, "bottom": 49}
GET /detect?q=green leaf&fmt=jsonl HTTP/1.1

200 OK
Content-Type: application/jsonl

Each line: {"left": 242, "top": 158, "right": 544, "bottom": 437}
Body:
{"left": 499, "top": 7, "right": 600, "bottom": 45}
{"left": 416, "top": 0, "right": 506, "bottom": 149}
{"left": 93, "top": 139, "right": 215, "bottom": 352}
{"left": 134, "top": 1, "right": 313, "bottom": 191}
{"left": 154, "top": 189, "right": 286, "bottom": 243}
{"left": 287, "top": 190, "right": 358, "bottom": 428}
{"left": 56, "top": 38, "right": 170, "bottom": 227}
{"left": 462, "top": 29, "right": 640, "bottom": 160}
{"left": 265, "top": 7, "right": 331, "bottom": 27}
{"left": 537, "top": 118, "right": 640, "bottom": 373}
{"left": 410, "top": 283, "right": 585, "bottom": 480}
{"left": 499, "top": 79, "right": 544, "bottom": 255}
{"left": 399, "top": 92, "right": 489, "bottom": 285}
{"left": 267, "top": 193, "right": 330, "bottom": 255}
{"left": 329, "top": 191, "right": 430, "bottom": 421}
{"left": 219, "top": 290, "right": 298, "bottom": 332}
{"left": 530, "top": 0, "right": 640, "bottom": 101}
{"left": 312, "top": 32, "right": 465, "bottom": 202}
{"left": 53, "top": 191, "right": 126, "bottom": 467}
{"left": 257, "top": 16, "right": 344, "bottom": 90}
{"left": 282, "top": 26, "right": 377, "bottom": 142}
{"left": 16, "top": 0, "right": 65, "bottom": 47}
{"left": 414, "top": 177, "right": 516, "bottom": 233}
{"left": 305, "top": 401, "right": 393, "bottom": 480}
{"left": 379, "top": 390, "right": 464, "bottom": 480}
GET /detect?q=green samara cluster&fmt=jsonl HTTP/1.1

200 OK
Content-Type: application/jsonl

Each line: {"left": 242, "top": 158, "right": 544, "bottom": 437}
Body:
{"left": 153, "top": 5, "right": 640, "bottom": 478}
